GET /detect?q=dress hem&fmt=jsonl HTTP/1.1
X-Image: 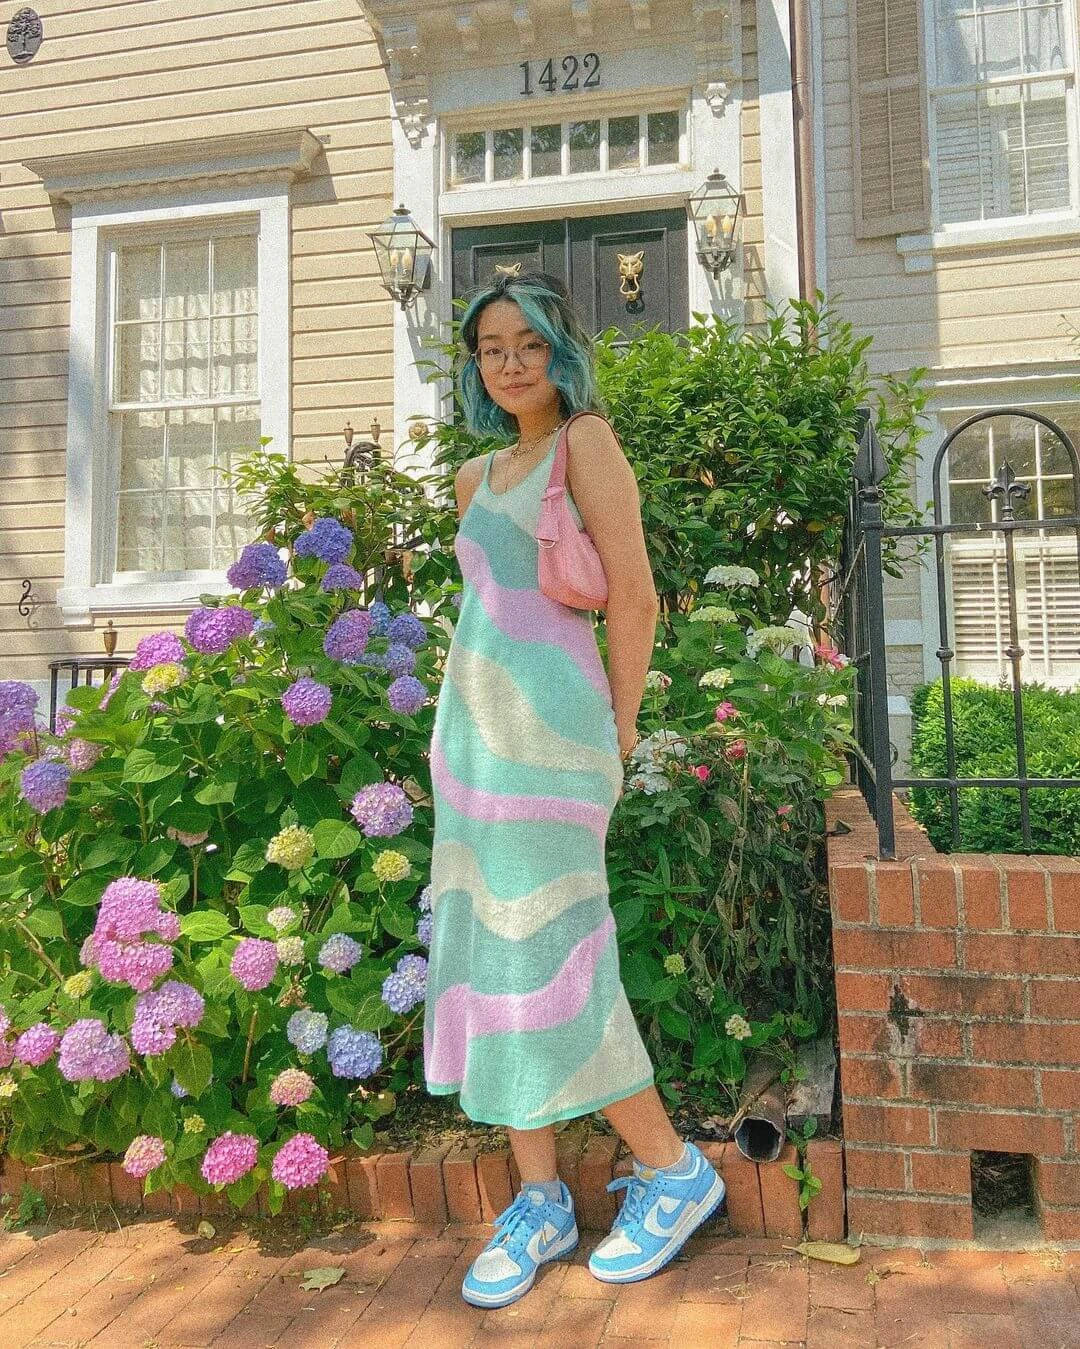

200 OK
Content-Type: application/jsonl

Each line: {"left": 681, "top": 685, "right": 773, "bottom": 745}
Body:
{"left": 424, "top": 1075, "right": 656, "bottom": 1131}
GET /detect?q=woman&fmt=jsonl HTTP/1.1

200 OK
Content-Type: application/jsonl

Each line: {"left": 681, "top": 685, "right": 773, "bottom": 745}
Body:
{"left": 422, "top": 271, "right": 724, "bottom": 1308}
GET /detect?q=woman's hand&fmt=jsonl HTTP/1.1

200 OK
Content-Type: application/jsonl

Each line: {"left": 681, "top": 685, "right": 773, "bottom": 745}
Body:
{"left": 617, "top": 724, "right": 640, "bottom": 762}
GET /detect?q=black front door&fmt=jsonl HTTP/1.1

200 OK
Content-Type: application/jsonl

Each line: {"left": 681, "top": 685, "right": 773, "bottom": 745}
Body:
{"left": 451, "top": 208, "right": 688, "bottom": 337}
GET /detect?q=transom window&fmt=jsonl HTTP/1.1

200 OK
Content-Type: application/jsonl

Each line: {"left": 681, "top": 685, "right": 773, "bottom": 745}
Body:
{"left": 945, "top": 406, "right": 1080, "bottom": 688}
{"left": 448, "top": 110, "right": 683, "bottom": 187}
{"left": 930, "top": 0, "right": 1074, "bottom": 224}
{"left": 109, "top": 229, "right": 261, "bottom": 577}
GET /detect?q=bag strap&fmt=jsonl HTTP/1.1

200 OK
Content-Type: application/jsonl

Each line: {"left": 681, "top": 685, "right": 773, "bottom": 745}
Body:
{"left": 543, "top": 410, "right": 615, "bottom": 499}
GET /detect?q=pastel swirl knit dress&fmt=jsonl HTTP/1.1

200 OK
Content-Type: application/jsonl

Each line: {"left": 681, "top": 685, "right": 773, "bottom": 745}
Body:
{"left": 423, "top": 433, "right": 655, "bottom": 1129}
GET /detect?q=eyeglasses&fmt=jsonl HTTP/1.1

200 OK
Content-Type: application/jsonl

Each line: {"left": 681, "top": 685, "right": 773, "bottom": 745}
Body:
{"left": 474, "top": 337, "right": 551, "bottom": 373}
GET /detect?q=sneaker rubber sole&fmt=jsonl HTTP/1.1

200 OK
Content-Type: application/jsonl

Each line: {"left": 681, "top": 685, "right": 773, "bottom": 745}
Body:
{"left": 461, "top": 1224, "right": 580, "bottom": 1308}
{"left": 588, "top": 1174, "right": 726, "bottom": 1285}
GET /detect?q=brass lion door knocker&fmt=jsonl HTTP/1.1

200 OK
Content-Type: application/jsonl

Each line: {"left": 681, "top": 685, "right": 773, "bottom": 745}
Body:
{"left": 617, "top": 250, "right": 644, "bottom": 301}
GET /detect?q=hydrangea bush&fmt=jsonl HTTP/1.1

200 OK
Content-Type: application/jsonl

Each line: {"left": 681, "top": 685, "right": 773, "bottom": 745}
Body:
{"left": 0, "top": 516, "right": 441, "bottom": 1212}
{"left": 603, "top": 564, "right": 855, "bottom": 1111}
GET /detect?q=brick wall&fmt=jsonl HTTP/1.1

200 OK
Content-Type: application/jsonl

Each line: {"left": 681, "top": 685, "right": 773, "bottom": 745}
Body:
{"left": 827, "top": 789, "right": 1080, "bottom": 1243}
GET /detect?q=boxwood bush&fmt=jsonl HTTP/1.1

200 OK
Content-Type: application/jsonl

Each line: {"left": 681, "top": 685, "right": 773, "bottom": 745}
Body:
{"left": 909, "top": 678, "right": 1080, "bottom": 854}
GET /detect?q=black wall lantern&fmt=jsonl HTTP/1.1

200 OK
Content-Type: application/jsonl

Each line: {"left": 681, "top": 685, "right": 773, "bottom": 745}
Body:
{"left": 689, "top": 169, "right": 742, "bottom": 277}
{"left": 368, "top": 203, "right": 435, "bottom": 310}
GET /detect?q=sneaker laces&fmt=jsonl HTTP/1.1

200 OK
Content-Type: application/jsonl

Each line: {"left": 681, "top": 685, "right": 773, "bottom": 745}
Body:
{"left": 606, "top": 1173, "right": 655, "bottom": 1233}
{"left": 490, "top": 1189, "right": 545, "bottom": 1254}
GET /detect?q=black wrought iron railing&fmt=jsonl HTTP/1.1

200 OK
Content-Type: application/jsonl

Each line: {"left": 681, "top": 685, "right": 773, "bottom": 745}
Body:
{"left": 838, "top": 407, "right": 1080, "bottom": 859}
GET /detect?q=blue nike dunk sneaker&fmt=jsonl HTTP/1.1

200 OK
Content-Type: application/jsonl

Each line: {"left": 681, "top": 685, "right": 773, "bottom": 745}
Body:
{"left": 461, "top": 1181, "right": 579, "bottom": 1308}
{"left": 588, "top": 1141, "right": 725, "bottom": 1284}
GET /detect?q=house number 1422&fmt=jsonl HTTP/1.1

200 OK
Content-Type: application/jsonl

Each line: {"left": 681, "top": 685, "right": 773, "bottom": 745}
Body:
{"left": 520, "top": 54, "right": 601, "bottom": 95}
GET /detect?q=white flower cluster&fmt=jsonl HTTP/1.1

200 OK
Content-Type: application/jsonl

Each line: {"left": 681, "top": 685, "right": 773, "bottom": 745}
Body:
{"left": 745, "top": 625, "right": 804, "bottom": 659}
{"left": 623, "top": 729, "right": 689, "bottom": 796}
{"left": 689, "top": 605, "right": 738, "bottom": 624}
{"left": 725, "top": 1013, "right": 752, "bottom": 1041}
{"left": 698, "top": 667, "right": 734, "bottom": 690}
{"left": 816, "top": 692, "right": 849, "bottom": 708}
{"left": 704, "top": 564, "right": 760, "bottom": 589}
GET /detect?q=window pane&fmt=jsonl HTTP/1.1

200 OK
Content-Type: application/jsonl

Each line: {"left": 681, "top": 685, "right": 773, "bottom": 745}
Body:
{"left": 212, "top": 235, "right": 257, "bottom": 316}
{"left": 1041, "top": 476, "right": 1076, "bottom": 517}
{"left": 647, "top": 111, "right": 679, "bottom": 165}
{"left": 119, "top": 410, "right": 165, "bottom": 492}
{"left": 215, "top": 404, "right": 263, "bottom": 476}
{"left": 608, "top": 115, "right": 640, "bottom": 169}
{"left": 165, "top": 407, "right": 215, "bottom": 489}
{"left": 214, "top": 488, "right": 253, "bottom": 565}
{"left": 530, "top": 123, "right": 562, "bottom": 176}
{"left": 1040, "top": 422, "right": 1077, "bottom": 476}
{"left": 162, "top": 319, "right": 210, "bottom": 400}
{"left": 452, "top": 131, "right": 486, "bottom": 184}
{"left": 163, "top": 490, "right": 213, "bottom": 571}
{"left": 493, "top": 127, "right": 523, "bottom": 181}
{"left": 116, "top": 494, "right": 163, "bottom": 572}
{"left": 936, "top": 91, "right": 994, "bottom": 222}
{"left": 118, "top": 246, "right": 161, "bottom": 322}
{"left": 950, "top": 480, "right": 994, "bottom": 522}
{"left": 116, "top": 323, "right": 161, "bottom": 402}
{"left": 978, "top": 8, "right": 1022, "bottom": 81}
{"left": 946, "top": 428, "right": 990, "bottom": 481}
{"left": 568, "top": 120, "right": 600, "bottom": 173}
{"left": 1014, "top": 83, "right": 1070, "bottom": 212}
{"left": 1022, "top": 0, "right": 1067, "bottom": 72}
{"left": 163, "top": 240, "right": 209, "bottom": 320}
{"left": 211, "top": 313, "right": 258, "bottom": 398}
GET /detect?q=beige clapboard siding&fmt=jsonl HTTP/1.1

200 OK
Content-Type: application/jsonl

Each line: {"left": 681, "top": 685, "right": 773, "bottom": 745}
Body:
{"left": 1, "top": 0, "right": 393, "bottom": 679}
{"left": 741, "top": 0, "right": 767, "bottom": 327}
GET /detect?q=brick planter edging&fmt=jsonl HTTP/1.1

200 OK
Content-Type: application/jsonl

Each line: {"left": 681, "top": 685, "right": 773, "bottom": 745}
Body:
{"left": 1, "top": 1135, "right": 845, "bottom": 1238}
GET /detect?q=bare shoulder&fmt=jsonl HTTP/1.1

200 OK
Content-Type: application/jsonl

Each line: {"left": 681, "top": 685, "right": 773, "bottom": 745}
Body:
{"left": 565, "top": 411, "right": 624, "bottom": 463}
{"left": 565, "top": 411, "right": 634, "bottom": 496}
{"left": 452, "top": 452, "right": 489, "bottom": 520}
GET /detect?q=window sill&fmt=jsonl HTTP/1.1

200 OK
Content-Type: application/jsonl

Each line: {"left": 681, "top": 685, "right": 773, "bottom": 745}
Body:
{"left": 896, "top": 213, "right": 1080, "bottom": 273}
{"left": 57, "top": 577, "right": 234, "bottom": 627}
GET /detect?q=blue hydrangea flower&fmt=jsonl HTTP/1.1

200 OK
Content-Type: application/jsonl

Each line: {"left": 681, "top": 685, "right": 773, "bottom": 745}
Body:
{"left": 388, "top": 676, "right": 427, "bottom": 716}
{"left": 326, "top": 1026, "right": 383, "bottom": 1079}
{"left": 281, "top": 677, "right": 332, "bottom": 727}
{"left": 381, "top": 954, "right": 428, "bottom": 1014}
{"left": 417, "top": 913, "right": 433, "bottom": 947}
{"left": 369, "top": 600, "right": 391, "bottom": 635}
{"left": 226, "top": 542, "right": 287, "bottom": 591}
{"left": 20, "top": 758, "right": 70, "bottom": 813}
{"left": 294, "top": 517, "right": 353, "bottom": 565}
{"left": 320, "top": 563, "right": 366, "bottom": 592}
{"left": 286, "top": 1009, "right": 329, "bottom": 1054}
{"left": 324, "top": 609, "right": 374, "bottom": 663}
{"left": 418, "top": 884, "right": 433, "bottom": 913}
{"left": 350, "top": 781, "right": 414, "bottom": 837}
{"left": 387, "top": 612, "right": 426, "bottom": 650}
{"left": 384, "top": 643, "right": 416, "bottom": 678}
{"left": 317, "top": 933, "right": 363, "bottom": 974}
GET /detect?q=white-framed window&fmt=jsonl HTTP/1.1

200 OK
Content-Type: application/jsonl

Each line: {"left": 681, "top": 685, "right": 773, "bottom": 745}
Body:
{"left": 447, "top": 108, "right": 686, "bottom": 187}
{"left": 927, "top": 0, "right": 1077, "bottom": 225}
{"left": 944, "top": 403, "right": 1080, "bottom": 688}
{"left": 56, "top": 186, "right": 290, "bottom": 624}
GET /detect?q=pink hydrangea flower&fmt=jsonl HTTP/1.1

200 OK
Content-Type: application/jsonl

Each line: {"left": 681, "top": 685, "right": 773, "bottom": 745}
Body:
{"left": 777, "top": 803, "right": 793, "bottom": 817}
{"left": 271, "top": 1132, "right": 329, "bottom": 1190}
{"left": 692, "top": 764, "right": 710, "bottom": 782}
{"left": 714, "top": 701, "right": 737, "bottom": 723}
{"left": 123, "top": 1134, "right": 167, "bottom": 1178}
{"left": 90, "top": 877, "right": 180, "bottom": 992}
{"left": 14, "top": 1023, "right": 61, "bottom": 1067}
{"left": 269, "top": 1068, "right": 315, "bottom": 1107}
{"left": 201, "top": 1131, "right": 259, "bottom": 1186}
{"left": 0, "top": 1038, "right": 15, "bottom": 1070}
{"left": 724, "top": 739, "right": 748, "bottom": 761}
{"left": 230, "top": 938, "right": 278, "bottom": 992}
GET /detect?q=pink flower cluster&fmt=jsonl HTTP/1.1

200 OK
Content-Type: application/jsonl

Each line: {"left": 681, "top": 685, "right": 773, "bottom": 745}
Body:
{"left": 230, "top": 938, "right": 279, "bottom": 991}
{"left": 57, "top": 1018, "right": 130, "bottom": 1082}
{"left": 14, "top": 1023, "right": 60, "bottom": 1067}
{"left": 123, "top": 1134, "right": 167, "bottom": 1179}
{"left": 88, "top": 878, "right": 180, "bottom": 992}
{"left": 271, "top": 1132, "right": 329, "bottom": 1190}
{"left": 201, "top": 1131, "right": 259, "bottom": 1186}
{"left": 131, "top": 981, "right": 205, "bottom": 1056}
{"left": 268, "top": 1068, "right": 315, "bottom": 1107}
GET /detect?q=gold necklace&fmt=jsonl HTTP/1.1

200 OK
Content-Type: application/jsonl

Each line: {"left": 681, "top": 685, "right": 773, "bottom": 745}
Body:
{"left": 495, "top": 418, "right": 565, "bottom": 492}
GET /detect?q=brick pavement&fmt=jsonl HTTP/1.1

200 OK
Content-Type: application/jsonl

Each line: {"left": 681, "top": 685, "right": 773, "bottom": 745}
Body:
{"left": 0, "top": 1217, "right": 1077, "bottom": 1348}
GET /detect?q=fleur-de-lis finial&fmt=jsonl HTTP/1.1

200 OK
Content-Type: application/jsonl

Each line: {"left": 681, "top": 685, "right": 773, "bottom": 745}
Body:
{"left": 983, "top": 459, "right": 1032, "bottom": 521}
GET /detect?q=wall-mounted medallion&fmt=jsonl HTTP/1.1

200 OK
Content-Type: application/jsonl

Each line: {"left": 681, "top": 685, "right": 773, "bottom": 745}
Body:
{"left": 7, "top": 7, "right": 42, "bottom": 63}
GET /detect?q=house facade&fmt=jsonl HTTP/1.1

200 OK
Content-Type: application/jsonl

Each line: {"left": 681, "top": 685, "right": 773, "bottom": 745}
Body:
{"left": 3, "top": 0, "right": 789, "bottom": 712}
{"left": 819, "top": 0, "right": 1080, "bottom": 757}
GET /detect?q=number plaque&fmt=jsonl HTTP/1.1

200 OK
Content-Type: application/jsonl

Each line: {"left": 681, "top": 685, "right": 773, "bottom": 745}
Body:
{"left": 519, "top": 53, "right": 601, "bottom": 96}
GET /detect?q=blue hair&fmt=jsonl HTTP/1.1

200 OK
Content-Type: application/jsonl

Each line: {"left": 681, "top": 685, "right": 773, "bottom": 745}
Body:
{"left": 457, "top": 270, "right": 603, "bottom": 437}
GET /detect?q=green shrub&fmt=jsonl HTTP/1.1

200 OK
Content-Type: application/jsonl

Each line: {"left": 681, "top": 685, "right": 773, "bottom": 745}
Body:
{"left": 909, "top": 679, "right": 1080, "bottom": 853}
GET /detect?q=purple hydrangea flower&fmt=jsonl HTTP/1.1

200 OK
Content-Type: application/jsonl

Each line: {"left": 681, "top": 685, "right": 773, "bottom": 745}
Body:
{"left": 132, "top": 980, "right": 205, "bottom": 1053}
{"left": 387, "top": 612, "right": 426, "bottom": 650}
{"left": 320, "top": 563, "right": 366, "bottom": 592}
{"left": 131, "top": 1014, "right": 175, "bottom": 1056}
{"left": 272, "top": 1132, "right": 329, "bottom": 1190}
{"left": 269, "top": 1068, "right": 315, "bottom": 1107}
{"left": 123, "top": 1135, "right": 166, "bottom": 1179}
{"left": 201, "top": 1131, "right": 259, "bottom": 1186}
{"left": 91, "top": 878, "right": 180, "bottom": 992}
{"left": 387, "top": 676, "right": 427, "bottom": 716}
{"left": 281, "top": 677, "right": 332, "bottom": 728}
{"left": 230, "top": 938, "right": 278, "bottom": 992}
{"left": 451, "top": 593, "right": 462, "bottom": 609}
{"left": 294, "top": 517, "right": 353, "bottom": 565}
{"left": 317, "top": 932, "right": 363, "bottom": 974}
{"left": 53, "top": 706, "right": 78, "bottom": 736}
{"left": 129, "top": 631, "right": 186, "bottom": 671}
{"left": 98, "top": 670, "right": 123, "bottom": 711}
{"left": 67, "top": 738, "right": 104, "bottom": 773}
{"left": 226, "top": 542, "right": 287, "bottom": 591}
{"left": 357, "top": 650, "right": 388, "bottom": 671}
{"left": 185, "top": 605, "right": 256, "bottom": 655}
{"left": 14, "top": 1023, "right": 61, "bottom": 1067}
{"left": 170, "top": 1076, "right": 189, "bottom": 1099}
{"left": 349, "top": 781, "right": 414, "bottom": 838}
{"left": 286, "top": 1009, "right": 328, "bottom": 1054}
{"left": 417, "top": 913, "right": 433, "bottom": 947}
{"left": 384, "top": 643, "right": 416, "bottom": 678}
{"left": 369, "top": 600, "right": 391, "bottom": 635}
{"left": 0, "top": 682, "right": 39, "bottom": 753}
{"left": 0, "top": 1007, "right": 10, "bottom": 1038}
{"left": 19, "top": 758, "right": 70, "bottom": 814}
{"left": 323, "top": 609, "right": 374, "bottom": 663}
{"left": 381, "top": 954, "right": 428, "bottom": 1014}
{"left": 326, "top": 1026, "right": 383, "bottom": 1080}
{"left": 0, "top": 1039, "right": 13, "bottom": 1070}
{"left": 58, "top": 1019, "right": 130, "bottom": 1083}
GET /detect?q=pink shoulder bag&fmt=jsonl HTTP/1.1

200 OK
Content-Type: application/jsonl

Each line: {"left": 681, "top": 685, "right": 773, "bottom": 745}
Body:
{"left": 534, "top": 411, "right": 610, "bottom": 611}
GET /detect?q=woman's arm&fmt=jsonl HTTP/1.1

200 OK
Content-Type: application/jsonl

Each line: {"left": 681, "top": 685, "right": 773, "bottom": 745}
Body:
{"left": 565, "top": 414, "right": 659, "bottom": 756}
